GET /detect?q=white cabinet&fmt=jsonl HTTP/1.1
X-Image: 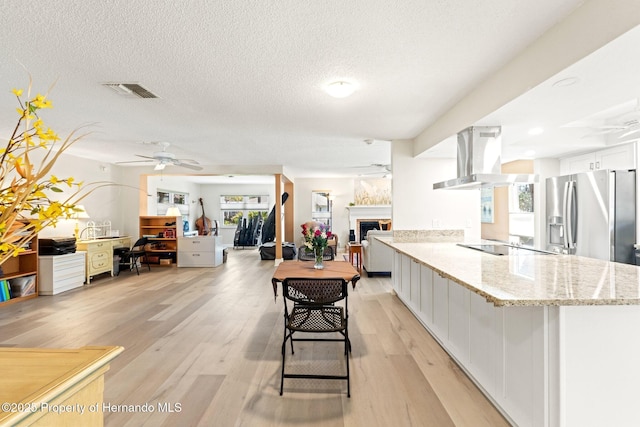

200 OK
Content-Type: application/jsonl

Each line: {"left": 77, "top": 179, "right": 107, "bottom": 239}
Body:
{"left": 392, "top": 257, "right": 546, "bottom": 427}
{"left": 177, "top": 236, "right": 223, "bottom": 267}
{"left": 38, "top": 252, "right": 86, "bottom": 295}
{"left": 560, "top": 142, "right": 636, "bottom": 175}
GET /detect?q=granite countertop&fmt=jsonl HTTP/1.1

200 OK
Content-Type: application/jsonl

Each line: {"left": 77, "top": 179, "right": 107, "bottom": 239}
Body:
{"left": 380, "top": 237, "right": 640, "bottom": 307}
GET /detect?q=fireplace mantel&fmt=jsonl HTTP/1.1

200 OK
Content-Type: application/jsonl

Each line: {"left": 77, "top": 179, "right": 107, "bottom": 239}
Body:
{"left": 347, "top": 205, "right": 391, "bottom": 229}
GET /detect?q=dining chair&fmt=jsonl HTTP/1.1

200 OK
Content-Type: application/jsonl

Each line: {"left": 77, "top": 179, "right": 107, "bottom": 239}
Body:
{"left": 280, "top": 277, "right": 350, "bottom": 397}
{"left": 297, "top": 246, "right": 335, "bottom": 261}
{"left": 117, "top": 237, "right": 151, "bottom": 275}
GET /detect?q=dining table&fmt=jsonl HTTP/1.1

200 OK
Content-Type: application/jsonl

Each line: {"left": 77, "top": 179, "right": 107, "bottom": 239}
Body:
{"left": 271, "top": 260, "right": 361, "bottom": 300}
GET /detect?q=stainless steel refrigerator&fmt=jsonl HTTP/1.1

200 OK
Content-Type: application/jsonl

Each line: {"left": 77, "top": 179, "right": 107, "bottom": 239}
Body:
{"left": 546, "top": 169, "right": 636, "bottom": 264}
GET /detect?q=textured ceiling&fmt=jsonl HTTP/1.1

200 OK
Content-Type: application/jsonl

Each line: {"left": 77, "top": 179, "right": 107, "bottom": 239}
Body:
{"left": 0, "top": 0, "right": 585, "bottom": 178}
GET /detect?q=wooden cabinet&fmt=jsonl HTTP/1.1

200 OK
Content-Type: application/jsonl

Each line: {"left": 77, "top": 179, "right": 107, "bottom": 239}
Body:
{"left": 0, "top": 235, "right": 38, "bottom": 307}
{"left": 77, "top": 237, "right": 131, "bottom": 284}
{"left": 38, "top": 252, "right": 86, "bottom": 295}
{"left": 177, "top": 236, "right": 223, "bottom": 267}
{"left": 560, "top": 142, "right": 636, "bottom": 174}
{"left": 139, "top": 216, "right": 183, "bottom": 265}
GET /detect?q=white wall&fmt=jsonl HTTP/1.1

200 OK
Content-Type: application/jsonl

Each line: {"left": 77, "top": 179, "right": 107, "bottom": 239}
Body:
{"left": 37, "top": 153, "right": 134, "bottom": 239}
{"left": 392, "top": 139, "right": 480, "bottom": 240}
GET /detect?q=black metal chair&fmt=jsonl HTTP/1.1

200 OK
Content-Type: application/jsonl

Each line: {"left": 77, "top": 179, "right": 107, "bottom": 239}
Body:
{"left": 280, "top": 277, "right": 351, "bottom": 397}
{"left": 297, "top": 246, "right": 335, "bottom": 261}
{"left": 118, "top": 237, "right": 151, "bottom": 275}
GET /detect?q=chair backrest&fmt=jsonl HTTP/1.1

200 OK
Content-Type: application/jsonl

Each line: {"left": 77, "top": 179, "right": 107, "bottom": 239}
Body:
{"left": 132, "top": 237, "right": 148, "bottom": 249}
{"left": 297, "top": 246, "right": 334, "bottom": 261}
{"left": 282, "top": 277, "right": 348, "bottom": 305}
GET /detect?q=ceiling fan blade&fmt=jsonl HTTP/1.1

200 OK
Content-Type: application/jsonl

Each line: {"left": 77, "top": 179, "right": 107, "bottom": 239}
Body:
{"left": 619, "top": 127, "right": 640, "bottom": 138}
{"left": 175, "top": 158, "right": 200, "bottom": 165}
{"left": 173, "top": 161, "right": 203, "bottom": 171}
{"left": 115, "top": 159, "right": 155, "bottom": 164}
{"left": 136, "top": 154, "right": 156, "bottom": 160}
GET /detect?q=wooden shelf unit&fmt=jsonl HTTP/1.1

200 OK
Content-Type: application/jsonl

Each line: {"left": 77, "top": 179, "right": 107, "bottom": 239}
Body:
{"left": 0, "top": 235, "right": 38, "bottom": 307}
{"left": 139, "top": 216, "right": 183, "bottom": 265}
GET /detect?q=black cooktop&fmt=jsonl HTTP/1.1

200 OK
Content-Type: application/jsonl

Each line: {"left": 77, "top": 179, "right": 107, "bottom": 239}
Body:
{"left": 457, "top": 243, "right": 553, "bottom": 256}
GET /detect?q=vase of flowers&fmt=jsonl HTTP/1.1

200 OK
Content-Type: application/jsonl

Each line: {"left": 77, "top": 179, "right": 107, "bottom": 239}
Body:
{"left": 301, "top": 221, "right": 332, "bottom": 270}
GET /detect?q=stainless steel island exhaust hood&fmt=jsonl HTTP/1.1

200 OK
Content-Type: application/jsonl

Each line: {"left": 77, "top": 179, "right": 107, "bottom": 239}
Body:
{"left": 433, "top": 126, "right": 538, "bottom": 190}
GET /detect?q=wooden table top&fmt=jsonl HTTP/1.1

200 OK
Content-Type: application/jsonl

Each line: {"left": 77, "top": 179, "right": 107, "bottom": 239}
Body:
{"left": 271, "top": 260, "right": 361, "bottom": 298}
{"left": 0, "top": 345, "right": 123, "bottom": 425}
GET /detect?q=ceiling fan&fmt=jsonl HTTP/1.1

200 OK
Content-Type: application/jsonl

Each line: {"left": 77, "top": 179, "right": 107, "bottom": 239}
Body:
{"left": 571, "top": 98, "right": 640, "bottom": 141}
{"left": 352, "top": 163, "right": 392, "bottom": 177}
{"left": 116, "top": 142, "right": 203, "bottom": 171}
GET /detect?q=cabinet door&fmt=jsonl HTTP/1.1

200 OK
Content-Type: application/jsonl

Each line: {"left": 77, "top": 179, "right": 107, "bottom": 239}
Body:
{"left": 409, "top": 259, "right": 421, "bottom": 312}
{"left": 560, "top": 152, "right": 596, "bottom": 175}
{"left": 597, "top": 143, "right": 636, "bottom": 170}
{"left": 400, "top": 254, "right": 411, "bottom": 302}
{"left": 447, "top": 281, "right": 470, "bottom": 363}
{"left": 419, "top": 265, "right": 434, "bottom": 327}
{"left": 432, "top": 272, "right": 448, "bottom": 340}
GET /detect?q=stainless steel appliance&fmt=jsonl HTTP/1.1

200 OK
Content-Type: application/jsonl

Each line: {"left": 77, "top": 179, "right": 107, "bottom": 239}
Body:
{"left": 546, "top": 169, "right": 636, "bottom": 264}
{"left": 433, "top": 126, "right": 538, "bottom": 190}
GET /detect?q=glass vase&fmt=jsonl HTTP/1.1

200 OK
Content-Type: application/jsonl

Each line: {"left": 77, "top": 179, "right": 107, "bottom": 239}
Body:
{"left": 314, "top": 246, "right": 324, "bottom": 269}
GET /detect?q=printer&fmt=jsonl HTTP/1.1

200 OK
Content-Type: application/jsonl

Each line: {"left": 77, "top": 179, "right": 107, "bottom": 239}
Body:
{"left": 38, "top": 237, "right": 77, "bottom": 255}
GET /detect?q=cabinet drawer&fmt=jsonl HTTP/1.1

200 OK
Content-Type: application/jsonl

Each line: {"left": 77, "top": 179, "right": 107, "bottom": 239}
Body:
{"left": 52, "top": 257, "right": 85, "bottom": 270}
{"left": 179, "top": 238, "right": 215, "bottom": 252}
{"left": 178, "top": 252, "right": 214, "bottom": 267}
{"left": 86, "top": 242, "right": 109, "bottom": 253}
{"left": 53, "top": 265, "right": 85, "bottom": 281}
{"left": 89, "top": 251, "right": 110, "bottom": 268}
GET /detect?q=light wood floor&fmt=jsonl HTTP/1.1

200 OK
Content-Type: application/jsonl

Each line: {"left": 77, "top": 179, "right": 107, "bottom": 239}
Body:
{"left": 0, "top": 249, "right": 510, "bottom": 427}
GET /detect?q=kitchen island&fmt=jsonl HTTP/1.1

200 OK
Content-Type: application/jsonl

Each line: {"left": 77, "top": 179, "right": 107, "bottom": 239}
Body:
{"left": 382, "top": 238, "right": 640, "bottom": 427}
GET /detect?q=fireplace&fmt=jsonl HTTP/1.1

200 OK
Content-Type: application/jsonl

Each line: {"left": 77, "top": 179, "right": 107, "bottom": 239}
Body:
{"left": 347, "top": 205, "right": 392, "bottom": 241}
{"left": 357, "top": 219, "right": 390, "bottom": 241}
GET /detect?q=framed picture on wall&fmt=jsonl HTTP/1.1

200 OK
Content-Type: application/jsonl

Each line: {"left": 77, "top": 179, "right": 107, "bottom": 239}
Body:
{"left": 481, "top": 187, "right": 494, "bottom": 223}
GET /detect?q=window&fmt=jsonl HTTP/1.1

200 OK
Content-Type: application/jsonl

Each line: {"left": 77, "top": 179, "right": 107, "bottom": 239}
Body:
{"left": 220, "top": 195, "right": 269, "bottom": 227}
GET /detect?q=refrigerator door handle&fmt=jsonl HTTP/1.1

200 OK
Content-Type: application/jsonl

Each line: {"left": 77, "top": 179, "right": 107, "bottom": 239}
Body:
{"left": 566, "top": 180, "right": 577, "bottom": 249}
{"left": 562, "top": 181, "right": 570, "bottom": 250}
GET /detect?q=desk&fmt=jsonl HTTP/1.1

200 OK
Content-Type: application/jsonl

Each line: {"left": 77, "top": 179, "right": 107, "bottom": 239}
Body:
{"left": 346, "top": 242, "right": 362, "bottom": 274}
{"left": 271, "top": 260, "right": 360, "bottom": 299}
{"left": 77, "top": 237, "right": 131, "bottom": 284}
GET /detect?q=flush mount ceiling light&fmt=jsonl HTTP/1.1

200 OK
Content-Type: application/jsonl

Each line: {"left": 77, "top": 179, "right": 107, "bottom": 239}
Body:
{"left": 552, "top": 77, "right": 579, "bottom": 88}
{"left": 325, "top": 81, "right": 355, "bottom": 98}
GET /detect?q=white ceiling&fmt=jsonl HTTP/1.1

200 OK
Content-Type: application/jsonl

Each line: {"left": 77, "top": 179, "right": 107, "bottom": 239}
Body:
{"left": 1, "top": 0, "right": 627, "bottom": 182}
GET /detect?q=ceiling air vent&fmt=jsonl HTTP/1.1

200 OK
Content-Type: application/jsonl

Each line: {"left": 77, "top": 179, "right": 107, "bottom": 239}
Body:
{"left": 102, "top": 83, "right": 158, "bottom": 99}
